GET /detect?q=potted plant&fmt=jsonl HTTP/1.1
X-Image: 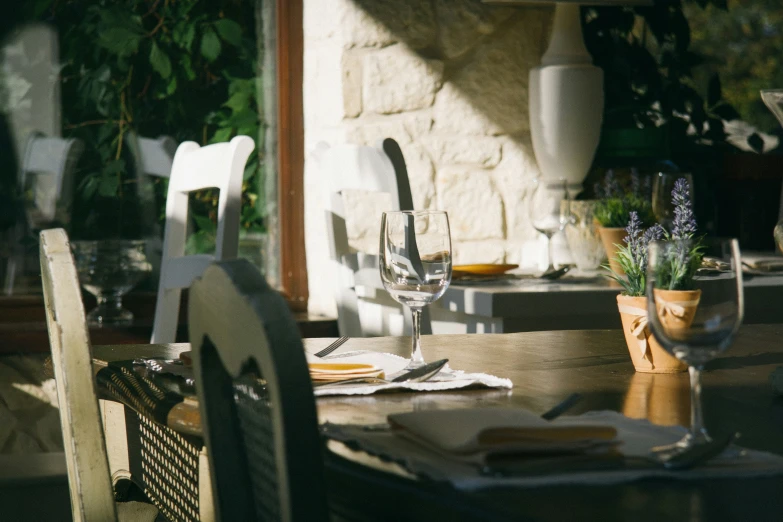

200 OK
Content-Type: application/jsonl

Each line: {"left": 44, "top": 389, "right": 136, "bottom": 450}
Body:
{"left": 607, "top": 178, "right": 702, "bottom": 373}
{"left": 593, "top": 170, "right": 654, "bottom": 275}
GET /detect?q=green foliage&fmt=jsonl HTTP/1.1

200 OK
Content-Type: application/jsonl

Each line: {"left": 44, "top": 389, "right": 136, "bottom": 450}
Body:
{"left": 652, "top": 239, "right": 704, "bottom": 291}
{"left": 606, "top": 240, "right": 647, "bottom": 297}
{"left": 685, "top": 0, "right": 783, "bottom": 135}
{"left": 39, "top": 0, "right": 265, "bottom": 241}
{"left": 584, "top": 0, "right": 755, "bottom": 162}
{"left": 594, "top": 197, "right": 654, "bottom": 228}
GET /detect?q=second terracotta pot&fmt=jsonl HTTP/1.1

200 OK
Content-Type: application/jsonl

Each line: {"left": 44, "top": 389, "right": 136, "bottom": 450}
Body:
{"left": 598, "top": 226, "right": 627, "bottom": 276}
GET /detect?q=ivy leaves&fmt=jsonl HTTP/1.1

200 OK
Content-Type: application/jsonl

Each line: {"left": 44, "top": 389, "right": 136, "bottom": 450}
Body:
{"left": 149, "top": 42, "right": 172, "bottom": 79}
{"left": 201, "top": 19, "right": 243, "bottom": 62}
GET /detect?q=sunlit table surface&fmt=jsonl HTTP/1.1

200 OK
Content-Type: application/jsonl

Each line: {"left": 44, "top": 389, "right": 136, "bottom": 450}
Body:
{"left": 93, "top": 324, "right": 783, "bottom": 522}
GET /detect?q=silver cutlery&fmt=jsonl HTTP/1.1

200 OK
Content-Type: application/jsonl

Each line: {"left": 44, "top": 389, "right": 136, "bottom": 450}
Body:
{"left": 540, "top": 393, "right": 583, "bottom": 421}
{"left": 314, "top": 358, "right": 448, "bottom": 388}
{"left": 134, "top": 358, "right": 195, "bottom": 386}
{"left": 539, "top": 265, "right": 571, "bottom": 281}
{"left": 313, "top": 336, "right": 349, "bottom": 358}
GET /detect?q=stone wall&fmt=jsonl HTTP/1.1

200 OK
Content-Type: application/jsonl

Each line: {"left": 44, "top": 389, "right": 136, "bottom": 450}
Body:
{"left": 304, "top": 0, "right": 555, "bottom": 315}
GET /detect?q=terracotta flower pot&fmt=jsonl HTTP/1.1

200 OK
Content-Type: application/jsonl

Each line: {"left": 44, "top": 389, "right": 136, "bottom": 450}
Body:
{"left": 616, "top": 290, "right": 700, "bottom": 373}
{"left": 598, "top": 227, "right": 627, "bottom": 276}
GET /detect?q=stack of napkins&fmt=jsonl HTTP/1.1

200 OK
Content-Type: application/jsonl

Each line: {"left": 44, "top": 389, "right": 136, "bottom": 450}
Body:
{"left": 308, "top": 362, "right": 384, "bottom": 383}
{"left": 744, "top": 254, "right": 783, "bottom": 272}
{"left": 389, "top": 408, "right": 618, "bottom": 466}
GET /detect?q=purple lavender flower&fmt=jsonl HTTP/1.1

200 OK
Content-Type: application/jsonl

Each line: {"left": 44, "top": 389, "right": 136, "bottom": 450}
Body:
{"left": 638, "top": 224, "right": 665, "bottom": 269}
{"left": 671, "top": 178, "right": 697, "bottom": 239}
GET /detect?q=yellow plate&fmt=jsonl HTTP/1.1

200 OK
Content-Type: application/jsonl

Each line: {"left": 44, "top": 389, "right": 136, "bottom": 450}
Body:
{"left": 309, "top": 363, "right": 376, "bottom": 372}
{"left": 452, "top": 264, "right": 518, "bottom": 277}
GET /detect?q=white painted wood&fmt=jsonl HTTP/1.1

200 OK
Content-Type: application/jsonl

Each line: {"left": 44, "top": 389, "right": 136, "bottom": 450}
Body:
{"left": 40, "top": 228, "right": 117, "bottom": 522}
{"left": 310, "top": 139, "right": 432, "bottom": 337}
{"left": 151, "top": 136, "right": 254, "bottom": 344}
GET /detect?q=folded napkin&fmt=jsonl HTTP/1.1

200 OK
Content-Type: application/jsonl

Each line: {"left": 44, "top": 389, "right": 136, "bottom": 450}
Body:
{"left": 744, "top": 254, "right": 783, "bottom": 272}
{"left": 307, "top": 350, "right": 512, "bottom": 397}
{"left": 389, "top": 408, "right": 617, "bottom": 465}
{"left": 322, "top": 410, "right": 783, "bottom": 490}
{"left": 309, "top": 362, "right": 384, "bottom": 382}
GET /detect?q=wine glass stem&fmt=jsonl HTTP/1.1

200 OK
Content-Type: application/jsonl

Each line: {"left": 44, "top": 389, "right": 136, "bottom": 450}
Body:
{"left": 410, "top": 306, "right": 425, "bottom": 366}
{"left": 546, "top": 234, "right": 556, "bottom": 271}
{"left": 689, "top": 365, "right": 710, "bottom": 443}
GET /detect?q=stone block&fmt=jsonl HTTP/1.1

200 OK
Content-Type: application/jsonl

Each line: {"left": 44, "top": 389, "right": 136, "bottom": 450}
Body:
{"left": 345, "top": 0, "right": 436, "bottom": 50}
{"left": 403, "top": 143, "right": 436, "bottom": 210}
{"left": 342, "top": 51, "right": 363, "bottom": 118}
{"left": 436, "top": 12, "right": 551, "bottom": 136}
{"left": 435, "top": 0, "right": 514, "bottom": 59}
{"left": 342, "top": 189, "right": 394, "bottom": 254}
{"left": 304, "top": 43, "right": 347, "bottom": 127}
{"left": 424, "top": 136, "right": 501, "bottom": 167}
{"left": 492, "top": 136, "right": 540, "bottom": 241}
{"left": 436, "top": 167, "right": 504, "bottom": 240}
{"left": 453, "top": 240, "right": 507, "bottom": 265}
{"left": 363, "top": 45, "right": 444, "bottom": 115}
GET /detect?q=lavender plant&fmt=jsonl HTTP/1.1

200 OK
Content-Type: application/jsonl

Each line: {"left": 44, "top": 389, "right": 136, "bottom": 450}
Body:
{"left": 605, "top": 211, "right": 665, "bottom": 296}
{"left": 594, "top": 170, "right": 655, "bottom": 228}
{"left": 654, "top": 178, "right": 704, "bottom": 290}
{"left": 606, "top": 178, "right": 702, "bottom": 294}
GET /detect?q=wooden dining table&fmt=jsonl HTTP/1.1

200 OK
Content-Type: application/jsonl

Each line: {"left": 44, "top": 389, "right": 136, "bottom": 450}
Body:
{"left": 93, "top": 324, "right": 783, "bottom": 522}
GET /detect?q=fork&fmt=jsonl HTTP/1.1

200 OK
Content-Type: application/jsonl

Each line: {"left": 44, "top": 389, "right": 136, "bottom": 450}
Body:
{"left": 313, "top": 336, "right": 349, "bottom": 358}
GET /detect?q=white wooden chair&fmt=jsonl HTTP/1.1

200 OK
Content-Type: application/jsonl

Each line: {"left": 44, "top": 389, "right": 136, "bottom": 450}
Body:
{"left": 151, "top": 136, "right": 254, "bottom": 344}
{"left": 309, "top": 138, "right": 431, "bottom": 337}
{"left": 40, "top": 228, "right": 158, "bottom": 522}
{"left": 4, "top": 133, "right": 84, "bottom": 295}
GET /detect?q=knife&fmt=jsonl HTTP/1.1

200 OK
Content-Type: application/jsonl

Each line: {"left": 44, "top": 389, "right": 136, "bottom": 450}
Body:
{"left": 391, "top": 359, "right": 449, "bottom": 383}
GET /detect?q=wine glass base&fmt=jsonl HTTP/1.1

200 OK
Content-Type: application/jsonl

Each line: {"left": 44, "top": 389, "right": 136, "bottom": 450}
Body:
{"left": 87, "top": 307, "right": 134, "bottom": 327}
{"left": 651, "top": 431, "right": 711, "bottom": 461}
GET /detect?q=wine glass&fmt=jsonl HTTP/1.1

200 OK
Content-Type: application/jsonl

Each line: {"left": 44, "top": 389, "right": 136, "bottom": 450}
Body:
{"left": 646, "top": 238, "right": 744, "bottom": 457}
{"left": 380, "top": 211, "right": 452, "bottom": 370}
{"left": 71, "top": 240, "right": 152, "bottom": 326}
{"left": 529, "top": 178, "right": 568, "bottom": 274}
{"left": 652, "top": 173, "right": 694, "bottom": 230}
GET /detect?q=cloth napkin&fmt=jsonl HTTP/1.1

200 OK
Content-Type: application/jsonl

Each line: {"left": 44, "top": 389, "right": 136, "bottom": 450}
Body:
{"left": 322, "top": 410, "right": 783, "bottom": 490}
{"left": 389, "top": 408, "right": 618, "bottom": 465}
{"left": 308, "top": 359, "right": 384, "bottom": 383}
{"left": 743, "top": 254, "right": 783, "bottom": 272}
{"left": 308, "top": 350, "right": 512, "bottom": 397}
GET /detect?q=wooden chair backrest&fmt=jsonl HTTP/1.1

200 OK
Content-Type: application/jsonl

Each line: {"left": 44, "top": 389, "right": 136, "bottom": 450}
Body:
{"left": 190, "top": 259, "right": 328, "bottom": 522}
{"left": 40, "top": 228, "right": 117, "bottom": 522}
{"left": 151, "top": 136, "right": 254, "bottom": 343}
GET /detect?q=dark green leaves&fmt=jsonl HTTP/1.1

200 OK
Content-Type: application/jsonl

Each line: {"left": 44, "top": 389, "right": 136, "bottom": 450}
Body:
{"left": 98, "top": 28, "right": 143, "bottom": 56}
{"left": 149, "top": 41, "right": 172, "bottom": 79}
{"left": 201, "top": 29, "right": 222, "bottom": 62}
{"left": 214, "top": 19, "right": 242, "bottom": 47}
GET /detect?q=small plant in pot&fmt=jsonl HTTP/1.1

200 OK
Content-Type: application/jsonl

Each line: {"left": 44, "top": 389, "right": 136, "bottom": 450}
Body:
{"left": 594, "top": 170, "right": 654, "bottom": 276}
{"left": 608, "top": 178, "right": 703, "bottom": 373}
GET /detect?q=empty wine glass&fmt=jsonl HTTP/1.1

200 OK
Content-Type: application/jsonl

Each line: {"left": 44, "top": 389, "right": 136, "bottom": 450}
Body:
{"left": 71, "top": 240, "right": 152, "bottom": 326}
{"left": 380, "top": 211, "right": 452, "bottom": 370}
{"left": 646, "top": 238, "right": 744, "bottom": 457}
{"left": 529, "top": 178, "right": 568, "bottom": 274}
{"left": 653, "top": 173, "right": 694, "bottom": 230}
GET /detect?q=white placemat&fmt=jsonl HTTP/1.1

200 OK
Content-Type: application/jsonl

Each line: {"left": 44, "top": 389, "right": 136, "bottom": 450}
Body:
{"left": 322, "top": 410, "right": 783, "bottom": 490}
{"left": 309, "top": 350, "right": 512, "bottom": 397}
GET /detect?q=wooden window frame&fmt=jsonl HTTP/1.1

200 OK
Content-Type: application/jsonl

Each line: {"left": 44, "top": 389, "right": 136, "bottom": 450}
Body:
{"left": 276, "top": 0, "right": 307, "bottom": 313}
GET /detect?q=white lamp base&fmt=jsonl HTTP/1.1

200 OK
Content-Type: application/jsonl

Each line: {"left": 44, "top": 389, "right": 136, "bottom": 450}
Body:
{"left": 529, "top": 3, "right": 604, "bottom": 193}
